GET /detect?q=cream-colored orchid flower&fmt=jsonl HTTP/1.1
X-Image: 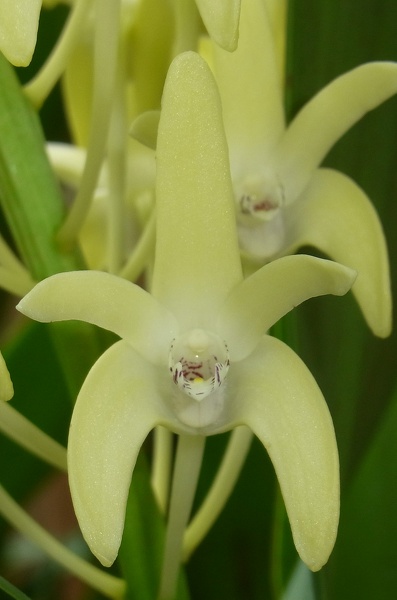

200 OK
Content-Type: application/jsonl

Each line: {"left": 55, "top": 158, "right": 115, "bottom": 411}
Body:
{"left": 211, "top": 0, "right": 395, "bottom": 338}
{"left": 17, "top": 52, "right": 355, "bottom": 595}
{"left": 0, "top": 0, "right": 41, "bottom": 66}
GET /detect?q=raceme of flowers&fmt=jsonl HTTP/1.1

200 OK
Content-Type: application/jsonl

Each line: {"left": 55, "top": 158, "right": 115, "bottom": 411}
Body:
{"left": 18, "top": 52, "right": 356, "bottom": 584}
{"left": 0, "top": 1, "right": 394, "bottom": 599}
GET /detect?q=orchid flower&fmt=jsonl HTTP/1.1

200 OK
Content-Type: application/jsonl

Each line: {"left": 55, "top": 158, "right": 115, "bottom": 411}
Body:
{"left": 18, "top": 52, "right": 356, "bottom": 597}
{"left": 210, "top": 0, "right": 395, "bottom": 338}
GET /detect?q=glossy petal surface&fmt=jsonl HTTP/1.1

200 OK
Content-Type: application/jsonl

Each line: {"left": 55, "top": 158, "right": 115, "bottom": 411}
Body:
{"left": 0, "top": 0, "right": 41, "bottom": 66}
{"left": 285, "top": 168, "right": 392, "bottom": 337}
{"left": 68, "top": 341, "right": 166, "bottom": 566}
{"left": 153, "top": 51, "right": 242, "bottom": 329}
{"left": 17, "top": 271, "right": 178, "bottom": 364}
{"left": 229, "top": 336, "right": 339, "bottom": 571}
{"left": 274, "top": 62, "right": 397, "bottom": 203}
{"left": 218, "top": 255, "right": 356, "bottom": 361}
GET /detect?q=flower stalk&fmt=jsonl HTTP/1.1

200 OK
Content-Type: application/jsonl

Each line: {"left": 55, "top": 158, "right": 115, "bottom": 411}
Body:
{"left": 158, "top": 434, "right": 206, "bottom": 600}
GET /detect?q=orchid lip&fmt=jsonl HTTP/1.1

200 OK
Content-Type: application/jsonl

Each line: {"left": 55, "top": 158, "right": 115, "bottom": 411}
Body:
{"left": 168, "top": 329, "right": 230, "bottom": 402}
{"left": 234, "top": 173, "right": 285, "bottom": 225}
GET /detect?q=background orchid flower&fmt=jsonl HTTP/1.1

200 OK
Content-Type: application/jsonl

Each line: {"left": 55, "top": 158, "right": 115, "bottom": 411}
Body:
{"left": 17, "top": 52, "right": 356, "bottom": 595}
{"left": 210, "top": 0, "right": 395, "bottom": 338}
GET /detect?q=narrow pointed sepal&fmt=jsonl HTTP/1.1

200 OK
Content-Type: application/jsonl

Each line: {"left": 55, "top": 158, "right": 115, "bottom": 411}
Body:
{"left": 285, "top": 168, "right": 392, "bottom": 337}
{"left": 68, "top": 341, "right": 164, "bottom": 566}
{"left": 275, "top": 62, "right": 397, "bottom": 203}
{"left": 212, "top": 0, "right": 284, "bottom": 173}
{"left": 230, "top": 336, "right": 339, "bottom": 570}
{"left": 153, "top": 51, "right": 242, "bottom": 328}
{"left": 195, "top": 0, "right": 241, "bottom": 52}
{"left": 16, "top": 271, "right": 178, "bottom": 364}
{"left": 218, "top": 255, "right": 356, "bottom": 361}
{"left": 0, "top": 0, "right": 41, "bottom": 66}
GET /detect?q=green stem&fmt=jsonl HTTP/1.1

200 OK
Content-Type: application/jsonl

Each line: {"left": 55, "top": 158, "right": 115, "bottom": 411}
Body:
{"left": 0, "top": 401, "right": 67, "bottom": 472}
{"left": 151, "top": 426, "right": 173, "bottom": 514}
{"left": 182, "top": 426, "right": 253, "bottom": 561}
{"left": 107, "top": 56, "right": 127, "bottom": 275}
{"left": 119, "top": 208, "right": 156, "bottom": 281}
{"left": 158, "top": 434, "right": 205, "bottom": 600}
{"left": 24, "top": 0, "right": 95, "bottom": 108}
{"left": 171, "top": 0, "right": 201, "bottom": 56}
{"left": 0, "top": 484, "right": 125, "bottom": 599}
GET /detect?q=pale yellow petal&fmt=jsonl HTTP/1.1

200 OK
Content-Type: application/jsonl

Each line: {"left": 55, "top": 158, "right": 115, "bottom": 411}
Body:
{"left": 284, "top": 168, "right": 392, "bottom": 337}
{"left": 195, "top": 0, "right": 240, "bottom": 51}
{"left": 264, "top": 0, "right": 287, "bottom": 78}
{"left": 229, "top": 336, "right": 339, "bottom": 571}
{"left": 212, "top": 0, "right": 285, "bottom": 177}
{"left": 16, "top": 271, "right": 178, "bottom": 364}
{"left": 274, "top": 62, "right": 397, "bottom": 203}
{"left": 68, "top": 341, "right": 165, "bottom": 566}
{"left": 217, "top": 255, "right": 356, "bottom": 361}
{"left": 0, "top": 0, "right": 41, "bottom": 66}
{"left": 152, "top": 51, "right": 242, "bottom": 330}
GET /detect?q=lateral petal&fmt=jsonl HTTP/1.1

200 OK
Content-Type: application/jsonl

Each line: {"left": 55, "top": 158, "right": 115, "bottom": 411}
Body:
{"left": 152, "top": 51, "right": 242, "bottom": 330}
{"left": 16, "top": 271, "right": 178, "bottom": 364}
{"left": 274, "top": 62, "right": 397, "bottom": 203}
{"left": 0, "top": 0, "right": 41, "bottom": 67}
{"left": 68, "top": 341, "right": 167, "bottom": 566}
{"left": 218, "top": 255, "right": 356, "bottom": 361}
{"left": 284, "top": 168, "right": 392, "bottom": 337}
{"left": 229, "top": 336, "right": 339, "bottom": 571}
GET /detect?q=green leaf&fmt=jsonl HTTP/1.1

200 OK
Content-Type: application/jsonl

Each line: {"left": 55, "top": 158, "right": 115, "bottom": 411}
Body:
{"left": 288, "top": 0, "right": 397, "bottom": 480}
{"left": 321, "top": 381, "right": 397, "bottom": 599}
{"left": 0, "top": 53, "right": 80, "bottom": 280}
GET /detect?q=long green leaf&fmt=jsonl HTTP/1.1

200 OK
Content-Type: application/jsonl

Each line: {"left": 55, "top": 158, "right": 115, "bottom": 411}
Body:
{"left": 0, "top": 575, "right": 31, "bottom": 600}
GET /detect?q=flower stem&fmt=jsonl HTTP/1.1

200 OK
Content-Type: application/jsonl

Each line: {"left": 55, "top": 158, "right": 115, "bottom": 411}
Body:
{"left": 119, "top": 208, "right": 156, "bottom": 282}
{"left": 107, "top": 56, "right": 127, "bottom": 275}
{"left": 151, "top": 426, "right": 173, "bottom": 514}
{"left": 171, "top": 0, "right": 201, "bottom": 56}
{"left": 158, "top": 434, "right": 205, "bottom": 600}
{"left": 0, "top": 484, "right": 125, "bottom": 599}
{"left": 24, "top": 0, "right": 95, "bottom": 108}
{"left": 182, "top": 426, "right": 253, "bottom": 561}
{"left": 0, "top": 401, "right": 67, "bottom": 472}
{"left": 57, "top": 0, "right": 120, "bottom": 250}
